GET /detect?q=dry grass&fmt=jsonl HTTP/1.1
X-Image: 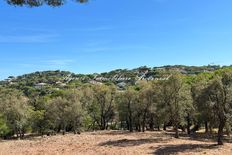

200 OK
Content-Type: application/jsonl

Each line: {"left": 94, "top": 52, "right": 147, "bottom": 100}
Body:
{"left": 0, "top": 130, "right": 232, "bottom": 155}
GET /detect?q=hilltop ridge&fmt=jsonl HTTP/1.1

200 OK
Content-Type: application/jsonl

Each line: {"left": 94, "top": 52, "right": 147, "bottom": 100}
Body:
{"left": 0, "top": 65, "right": 224, "bottom": 93}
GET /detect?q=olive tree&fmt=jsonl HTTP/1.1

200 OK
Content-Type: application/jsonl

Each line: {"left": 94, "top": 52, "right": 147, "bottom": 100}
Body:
{"left": 138, "top": 82, "right": 155, "bottom": 132}
{"left": 117, "top": 87, "right": 138, "bottom": 132}
{"left": 0, "top": 88, "right": 30, "bottom": 139}
{"left": 46, "top": 89, "right": 84, "bottom": 134}
{"left": 205, "top": 69, "right": 232, "bottom": 145}
{"left": 87, "top": 84, "right": 117, "bottom": 130}
{"left": 156, "top": 74, "right": 191, "bottom": 138}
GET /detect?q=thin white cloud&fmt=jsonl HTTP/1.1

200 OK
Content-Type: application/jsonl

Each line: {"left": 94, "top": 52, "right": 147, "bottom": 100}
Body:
{"left": 0, "top": 34, "right": 59, "bottom": 43}
{"left": 69, "top": 26, "right": 113, "bottom": 32}
{"left": 79, "top": 47, "right": 111, "bottom": 53}
{"left": 151, "top": 0, "right": 168, "bottom": 3}
{"left": 42, "top": 59, "right": 74, "bottom": 67}
{"left": 77, "top": 45, "right": 156, "bottom": 54}
{"left": 17, "top": 59, "right": 75, "bottom": 70}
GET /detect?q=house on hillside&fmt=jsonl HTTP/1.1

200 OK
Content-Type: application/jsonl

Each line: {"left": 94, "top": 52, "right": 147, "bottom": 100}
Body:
{"left": 89, "top": 80, "right": 103, "bottom": 85}
{"left": 34, "top": 83, "right": 47, "bottom": 89}
{"left": 117, "top": 82, "right": 127, "bottom": 89}
{"left": 56, "top": 81, "right": 67, "bottom": 87}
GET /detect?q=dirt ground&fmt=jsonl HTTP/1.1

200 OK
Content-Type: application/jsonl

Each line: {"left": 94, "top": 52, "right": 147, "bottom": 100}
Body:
{"left": 0, "top": 130, "right": 232, "bottom": 155}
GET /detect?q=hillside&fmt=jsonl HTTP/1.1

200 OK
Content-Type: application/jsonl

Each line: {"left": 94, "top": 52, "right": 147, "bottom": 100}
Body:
{"left": 1, "top": 64, "right": 232, "bottom": 146}
{"left": 0, "top": 65, "right": 222, "bottom": 95}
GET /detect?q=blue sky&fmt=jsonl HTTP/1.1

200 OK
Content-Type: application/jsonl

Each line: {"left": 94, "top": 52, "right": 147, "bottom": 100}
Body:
{"left": 0, "top": 0, "right": 232, "bottom": 79}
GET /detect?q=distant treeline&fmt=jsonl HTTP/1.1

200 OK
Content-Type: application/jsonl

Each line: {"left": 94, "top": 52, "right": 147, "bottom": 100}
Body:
{"left": 1, "top": 66, "right": 232, "bottom": 145}
{"left": 0, "top": 65, "right": 223, "bottom": 89}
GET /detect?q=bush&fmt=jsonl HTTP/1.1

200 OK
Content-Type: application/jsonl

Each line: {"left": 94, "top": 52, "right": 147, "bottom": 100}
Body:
{"left": 0, "top": 115, "right": 11, "bottom": 139}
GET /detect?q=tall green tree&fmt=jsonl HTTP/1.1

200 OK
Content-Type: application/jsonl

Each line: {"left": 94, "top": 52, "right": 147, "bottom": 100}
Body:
{"left": 0, "top": 114, "right": 10, "bottom": 138}
{"left": 156, "top": 74, "right": 191, "bottom": 138}
{"left": 138, "top": 82, "right": 155, "bottom": 132}
{"left": 191, "top": 72, "right": 214, "bottom": 134}
{"left": 117, "top": 87, "right": 138, "bottom": 132}
{"left": 46, "top": 89, "right": 84, "bottom": 134}
{"left": 205, "top": 69, "right": 232, "bottom": 145}
{"left": 90, "top": 84, "right": 117, "bottom": 130}
{"left": 0, "top": 88, "right": 30, "bottom": 139}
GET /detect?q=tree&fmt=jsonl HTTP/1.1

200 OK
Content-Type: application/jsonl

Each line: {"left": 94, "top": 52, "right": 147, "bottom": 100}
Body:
{"left": 6, "top": 0, "right": 88, "bottom": 7}
{"left": 89, "top": 84, "right": 116, "bottom": 130}
{"left": 138, "top": 82, "right": 155, "bottom": 132}
{"left": 156, "top": 74, "right": 191, "bottom": 138}
{"left": 0, "top": 88, "right": 30, "bottom": 139}
{"left": 0, "top": 114, "right": 10, "bottom": 138}
{"left": 64, "top": 89, "right": 84, "bottom": 134}
{"left": 204, "top": 69, "right": 232, "bottom": 145}
{"left": 79, "top": 85, "right": 98, "bottom": 130}
{"left": 117, "top": 87, "right": 138, "bottom": 132}
{"left": 46, "top": 89, "right": 84, "bottom": 134}
{"left": 27, "top": 94, "right": 50, "bottom": 135}
{"left": 191, "top": 72, "right": 214, "bottom": 134}
{"left": 193, "top": 68, "right": 232, "bottom": 145}
{"left": 29, "top": 109, "right": 48, "bottom": 135}
{"left": 151, "top": 80, "right": 169, "bottom": 131}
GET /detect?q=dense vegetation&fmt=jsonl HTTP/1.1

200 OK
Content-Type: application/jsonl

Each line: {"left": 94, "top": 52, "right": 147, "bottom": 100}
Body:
{"left": 1, "top": 65, "right": 232, "bottom": 145}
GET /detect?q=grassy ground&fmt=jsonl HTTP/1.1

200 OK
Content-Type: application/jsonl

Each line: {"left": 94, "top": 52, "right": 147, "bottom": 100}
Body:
{"left": 0, "top": 130, "right": 232, "bottom": 155}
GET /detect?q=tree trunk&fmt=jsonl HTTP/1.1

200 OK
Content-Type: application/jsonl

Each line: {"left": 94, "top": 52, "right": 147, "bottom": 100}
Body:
{"left": 19, "top": 129, "right": 22, "bottom": 139}
{"left": 163, "top": 123, "right": 166, "bottom": 131}
{"left": 129, "top": 122, "right": 133, "bottom": 132}
{"left": 120, "top": 121, "right": 123, "bottom": 130}
{"left": 135, "top": 125, "right": 138, "bottom": 131}
{"left": 190, "top": 124, "right": 199, "bottom": 133}
{"left": 175, "top": 124, "right": 179, "bottom": 138}
{"left": 16, "top": 132, "right": 19, "bottom": 139}
{"left": 62, "top": 125, "right": 66, "bottom": 135}
{"left": 129, "top": 115, "right": 133, "bottom": 132}
{"left": 22, "top": 131, "right": 25, "bottom": 139}
{"left": 209, "top": 123, "right": 213, "bottom": 134}
{"left": 149, "top": 123, "right": 154, "bottom": 131}
{"left": 187, "top": 114, "right": 191, "bottom": 135}
{"left": 217, "top": 120, "right": 225, "bottom": 145}
{"left": 142, "top": 112, "right": 147, "bottom": 132}
{"left": 149, "top": 115, "right": 154, "bottom": 131}
{"left": 128, "top": 101, "right": 133, "bottom": 132}
{"left": 126, "top": 120, "right": 130, "bottom": 130}
{"left": 100, "top": 117, "right": 104, "bottom": 130}
{"left": 138, "top": 123, "right": 141, "bottom": 132}
{"left": 100, "top": 116, "right": 106, "bottom": 130}
{"left": 142, "top": 123, "right": 145, "bottom": 132}
{"left": 205, "top": 121, "right": 209, "bottom": 134}
{"left": 142, "top": 117, "right": 145, "bottom": 132}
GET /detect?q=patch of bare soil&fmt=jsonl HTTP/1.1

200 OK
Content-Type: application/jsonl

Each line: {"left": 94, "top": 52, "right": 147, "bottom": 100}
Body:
{"left": 0, "top": 131, "right": 232, "bottom": 155}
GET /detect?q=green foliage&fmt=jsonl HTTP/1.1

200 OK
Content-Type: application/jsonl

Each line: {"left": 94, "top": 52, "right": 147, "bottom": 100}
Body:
{"left": 191, "top": 68, "right": 232, "bottom": 144}
{"left": 116, "top": 87, "right": 138, "bottom": 131}
{"left": 155, "top": 74, "right": 192, "bottom": 137}
{"left": 0, "top": 88, "right": 30, "bottom": 138}
{"left": 1, "top": 66, "right": 232, "bottom": 145}
{"left": 29, "top": 109, "right": 48, "bottom": 134}
{"left": 0, "top": 114, "right": 10, "bottom": 138}
{"left": 88, "top": 84, "right": 117, "bottom": 130}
